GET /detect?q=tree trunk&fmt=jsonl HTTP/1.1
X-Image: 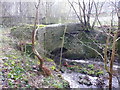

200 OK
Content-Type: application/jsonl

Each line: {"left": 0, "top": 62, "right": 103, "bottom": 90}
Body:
{"left": 32, "top": 0, "right": 51, "bottom": 76}
{"left": 109, "top": 31, "right": 118, "bottom": 90}
{"left": 118, "top": 1, "right": 120, "bottom": 29}
{"left": 118, "top": 17, "right": 120, "bottom": 29}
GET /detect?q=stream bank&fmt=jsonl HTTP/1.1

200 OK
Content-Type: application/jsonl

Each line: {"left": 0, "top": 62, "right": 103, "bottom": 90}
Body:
{"left": 60, "top": 59, "right": 120, "bottom": 88}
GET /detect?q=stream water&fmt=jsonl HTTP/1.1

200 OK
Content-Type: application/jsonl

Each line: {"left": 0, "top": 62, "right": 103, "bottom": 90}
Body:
{"left": 61, "top": 59, "right": 120, "bottom": 88}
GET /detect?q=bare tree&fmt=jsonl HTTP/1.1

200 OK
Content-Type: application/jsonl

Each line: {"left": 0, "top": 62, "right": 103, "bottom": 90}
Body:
{"left": 118, "top": 1, "right": 120, "bottom": 29}
{"left": 44, "top": 1, "right": 54, "bottom": 24}
{"left": 67, "top": 0, "right": 106, "bottom": 31}
{"left": 32, "top": 0, "right": 51, "bottom": 76}
{"left": 67, "top": 0, "right": 120, "bottom": 89}
{"left": 68, "top": 0, "right": 94, "bottom": 31}
{"left": 92, "top": 1, "right": 104, "bottom": 28}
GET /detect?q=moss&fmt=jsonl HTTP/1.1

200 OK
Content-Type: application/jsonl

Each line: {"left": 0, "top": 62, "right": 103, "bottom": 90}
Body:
{"left": 38, "top": 24, "right": 46, "bottom": 27}
{"left": 29, "top": 24, "right": 46, "bottom": 27}
{"left": 50, "top": 66, "right": 56, "bottom": 70}
{"left": 11, "top": 25, "right": 34, "bottom": 40}
{"left": 46, "top": 57, "right": 54, "bottom": 62}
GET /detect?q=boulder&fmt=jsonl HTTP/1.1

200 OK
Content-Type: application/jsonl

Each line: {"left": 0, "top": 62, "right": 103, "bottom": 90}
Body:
{"left": 10, "top": 23, "right": 120, "bottom": 62}
{"left": 38, "top": 23, "right": 106, "bottom": 59}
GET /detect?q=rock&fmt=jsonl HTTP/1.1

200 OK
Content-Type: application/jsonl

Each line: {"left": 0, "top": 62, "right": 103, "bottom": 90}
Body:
{"left": 78, "top": 75, "right": 92, "bottom": 86}
{"left": 10, "top": 25, "right": 34, "bottom": 40}
{"left": 37, "top": 23, "right": 106, "bottom": 60}
{"left": 83, "top": 80, "right": 92, "bottom": 86}
{"left": 96, "top": 77, "right": 105, "bottom": 88}
{"left": 78, "top": 79, "right": 84, "bottom": 84}
{"left": 79, "top": 76, "right": 82, "bottom": 79}
{"left": 10, "top": 23, "right": 120, "bottom": 60}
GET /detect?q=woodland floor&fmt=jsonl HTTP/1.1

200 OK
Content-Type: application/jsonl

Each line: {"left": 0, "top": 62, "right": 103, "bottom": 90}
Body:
{"left": 0, "top": 27, "right": 5, "bottom": 89}
{"left": 0, "top": 27, "right": 120, "bottom": 88}
{"left": 0, "top": 27, "right": 69, "bottom": 88}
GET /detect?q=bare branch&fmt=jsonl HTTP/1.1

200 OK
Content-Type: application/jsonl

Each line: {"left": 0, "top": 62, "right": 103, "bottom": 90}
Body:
{"left": 82, "top": 0, "right": 87, "bottom": 25}
{"left": 59, "top": 25, "right": 67, "bottom": 69}
{"left": 92, "top": 1, "right": 104, "bottom": 28}
{"left": 87, "top": 0, "right": 93, "bottom": 24}
{"left": 68, "top": 0, "right": 83, "bottom": 24}
{"left": 32, "top": 0, "right": 43, "bottom": 67}
{"left": 116, "top": 37, "right": 120, "bottom": 42}
{"left": 109, "top": 31, "right": 118, "bottom": 88}
{"left": 78, "top": 0, "right": 83, "bottom": 22}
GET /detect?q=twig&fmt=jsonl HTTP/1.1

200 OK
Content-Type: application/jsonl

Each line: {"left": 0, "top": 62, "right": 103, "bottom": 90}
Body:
{"left": 59, "top": 25, "right": 67, "bottom": 69}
